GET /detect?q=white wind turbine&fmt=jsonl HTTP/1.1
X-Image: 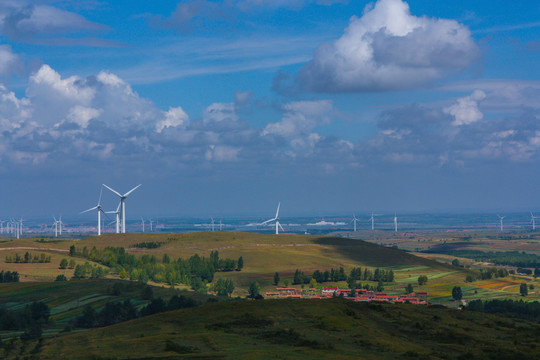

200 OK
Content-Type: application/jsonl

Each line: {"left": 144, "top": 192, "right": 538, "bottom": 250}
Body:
{"left": 103, "top": 184, "right": 141, "bottom": 233}
{"left": 351, "top": 213, "right": 359, "bottom": 232}
{"left": 53, "top": 216, "right": 60, "bottom": 237}
{"left": 530, "top": 212, "right": 537, "bottom": 231}
{"left": 141, "top": 217, "right": 145, "bottom": 233}
{"left": 394, "top": 213, "right": 398, "bottom": 232}
{"left": 498, "top": 214, "right": 505, "bottom": 232}
{"left": 106, "top": 203, "right": 121, "bottom": 234}
{"left": 81, "top": 187, "right": 107, "bottom": 236}
{"left": 211, "top": 218, "right": 215, "bottom": 232}
{"left": 369, "top": 212, "right": 382, "bottom": 231}
{"left": 261, "top": 202, "right": 284, "bottom": 235}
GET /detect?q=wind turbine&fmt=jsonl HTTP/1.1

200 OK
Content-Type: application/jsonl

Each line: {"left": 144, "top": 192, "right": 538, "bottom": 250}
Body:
{"left": 219, "top": 219, "right": 223, "bottom": 231}
{"left": 81, "top": 187, "right": 107, "bottom": 235}
{"left": 394, "top": 213, "right": 398, "bottom": 232}
{"left": 351, "top": 213, "right": 359, "bottom": 232}
{"left": 53, "top": 217, "right": 59, "bottom": 237}
{"left": 105, "top": 203, "right": 122, "bottom": 234}
{"left": 103, "top": 184, "right": 141, "bottom": 233}
{"left": 141, "top": 217, "right": 145, "bottom": 233}
{"left": 531, "top": 212, "right": 537, "bottom": 231}
{"left": 369, "top": 213, "right": 382, "bottom": 231}
{"left": 211, "top": 218, "right": 215, "bottom": 232}
{"left": 261, "top": 202, "right": 284, "bottom": 234}
{"left": 497, "top": 215, "right": 505, "bottom": 232}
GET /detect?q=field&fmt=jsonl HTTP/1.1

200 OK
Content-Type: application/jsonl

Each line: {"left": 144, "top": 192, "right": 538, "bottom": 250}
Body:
{"left": 0, "top": 232, "right": 538, "bottom": 304}
{"left": 7, "top": 298, "right": 539, "bottom": 360}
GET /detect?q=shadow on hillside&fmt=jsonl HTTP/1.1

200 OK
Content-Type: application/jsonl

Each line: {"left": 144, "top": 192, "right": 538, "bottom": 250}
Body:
{"left": 312, "top": 237, "right": 445, "bottom": 268}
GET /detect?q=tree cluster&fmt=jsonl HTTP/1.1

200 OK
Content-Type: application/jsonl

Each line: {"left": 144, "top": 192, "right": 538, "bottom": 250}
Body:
{"left": 132, "top": 241, "right": 163, "bottom": 249}
{"left": 0, "top": 271, "right": 19, "bottom": 283}
{"left": 5, "top": 252, "right": 51, "bottom": 264}
{"left": 75, "top": 294, "right": 198, "bottom": 329}
{"left": 433, "top": 250, "right": 540, "bottom": 268}
{"left": 72, "top": 246, "right": 242, "bottom": 290}
{"left": 466, "top": 299, "right": 540, "bottom": 323}
{"left": 209, "top": 278, "right": 235, "bottom": 296}
{"left": 72, "top": 263, "right": 108, "bottom": 279}
{"left": 0, "top": 302, "right": 49, "bottom": 340}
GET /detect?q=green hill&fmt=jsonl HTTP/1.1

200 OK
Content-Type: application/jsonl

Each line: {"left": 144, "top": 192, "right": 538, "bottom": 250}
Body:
{"left": 13, "top": 298, "right": 539, "bottom": 360}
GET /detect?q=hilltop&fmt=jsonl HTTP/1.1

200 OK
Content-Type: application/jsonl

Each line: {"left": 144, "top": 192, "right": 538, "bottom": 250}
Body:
{"left": 13, "top": 298, "right": 539, "bottom": 360}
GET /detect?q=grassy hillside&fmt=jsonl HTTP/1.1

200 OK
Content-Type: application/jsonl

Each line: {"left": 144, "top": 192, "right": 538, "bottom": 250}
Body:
{"left": 1, "top": 232, "right": 538, "bottom": 303}
{"left": 11, "top": 298, "right": 539, "bottom": 360}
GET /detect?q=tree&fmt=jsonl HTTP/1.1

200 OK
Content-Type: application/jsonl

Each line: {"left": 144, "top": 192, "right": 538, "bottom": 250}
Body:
{"left": 55, "top": 274, "right": 67, "bottom": 281}
{"left": 162, "top": 254, "right": 170, "bottom": 264}
{"left": 417, "top": 275, "right": 428, "bottom": 286}
{"left": 69, "top": 245, "right": 76, "bottom": 256}
{"left": 248, "top": 281, "right": 260, "bottom": 299}
{"left": 237, "top": 256, "right": 244, "bottom": 271}
{"left": 451, "top": 259, "right": 460, "bottom": 266}
{"left": 465, "top": 275, "right": 475, "bottom": 283}
{"left": 452, "top": 286, "right": 463, "bottom": 301}
{"left": 59, "top": 258, "right": 68, "bottom": 269}
{"left": 273, "top": 272, "right": 280, "bottom": 286}
{"left": 309, "top": 277, "right": 317, "bottom": 289}
{"left": 520, "top": 283, "right": 528, "bottom": 296}
{"left": 405, "top": 283, "right": 414, "bottom": 294}
{"left": 68, "top": 259, "right": 76, "bottom": 269}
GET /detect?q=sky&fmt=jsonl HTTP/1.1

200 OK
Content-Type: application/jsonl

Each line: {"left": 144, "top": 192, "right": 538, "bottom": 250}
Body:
{"left": 0, "top": 0, "right": 539, "bottom": 218}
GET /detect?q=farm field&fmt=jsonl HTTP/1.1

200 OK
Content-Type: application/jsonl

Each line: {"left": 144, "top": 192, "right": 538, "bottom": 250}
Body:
{"left": 0, "top": 232, "right": 538, "bottom": 303}
{"left": 7, "top": 298, "right": 539, "bottom": 360}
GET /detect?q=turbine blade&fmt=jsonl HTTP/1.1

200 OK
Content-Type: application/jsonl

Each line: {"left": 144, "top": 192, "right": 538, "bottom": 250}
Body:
{"left": 98, "top": 186, "right": 103, "bottom": 206}
{"left": 278, "top": 222, "right": 285, "bottom": 232}
{"left": 275, "top": 202, "right": 281, "bottom": 219}
{"left": 103, "top": 184, "right": 122, "bottom": 197}
{"left": 260, "top": 218, "right": 276, "bottom": 225}
{"left": 123, "top": 184, "right": 142, "bottom": 197}
{"left": 80, "top": 206, "right": 98, "bottom": 214}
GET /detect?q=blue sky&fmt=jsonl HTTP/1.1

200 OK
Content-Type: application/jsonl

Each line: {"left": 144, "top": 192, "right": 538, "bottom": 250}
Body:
{"left": 0, "top": 0, "right": 539, "bottom": 218}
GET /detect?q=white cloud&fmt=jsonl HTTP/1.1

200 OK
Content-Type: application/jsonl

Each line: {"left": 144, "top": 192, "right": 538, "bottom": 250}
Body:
{"left": 297, "top": 0, "right": 479, "bottom": 92}
{"left": 156, "top": 106, "right": 189, "bottom": 133}
{"left": 262, "top": 100, "right": 333, "bottom": 137}
{"left": 444, "top": 90, "right": 486, "bottom": 126}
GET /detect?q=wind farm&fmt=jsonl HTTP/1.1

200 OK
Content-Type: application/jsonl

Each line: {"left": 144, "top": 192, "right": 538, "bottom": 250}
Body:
{"left": 0, "top": 0, "right": 539, "bottom": 358}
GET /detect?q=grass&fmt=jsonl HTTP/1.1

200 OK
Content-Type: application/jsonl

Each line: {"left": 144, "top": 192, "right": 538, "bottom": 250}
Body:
{"left": 7, "top": 298, "right": 538, "bottom": 360}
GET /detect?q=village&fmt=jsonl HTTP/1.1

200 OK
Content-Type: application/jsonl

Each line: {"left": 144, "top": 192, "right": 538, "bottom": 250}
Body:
{"left": 265, "top": 287, "right": 429, "bottom": 305}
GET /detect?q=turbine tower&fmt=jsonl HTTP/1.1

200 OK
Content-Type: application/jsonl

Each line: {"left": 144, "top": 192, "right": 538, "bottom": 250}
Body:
{"left": 369, "top": 213, "right": 382, "bottom": 231}
{"left": 261, "top": 202, "right": 284, "bottom": 234}
{"left": 141, "top": 217, "right": 145, "bottom": 233}
{"left": 106, "top": 203, "right": 121, "bottom": 233}
{"left": 531, "top": 212, "right": 537, "bottom": 231}
{"left": 394, "top": 213, "right": 398, "bottom": 232}
{"left": 53, "top": 216, "right": 60, "bottom": 238}
{"left": 498, "top": 214, "right": 505, "bottom": 232}
{"left": 351, "top": 213, "right": 359, "bottom": 232}
{"left": 103, "top": 184, "right": 141, "bottom": 233}
{"left": 81, "top": 187, "right": 107, "bottom": 235}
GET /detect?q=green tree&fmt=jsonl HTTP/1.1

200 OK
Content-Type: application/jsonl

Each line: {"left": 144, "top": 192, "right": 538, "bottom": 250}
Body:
{"left": 55, "top": 274, "right": 67, "bottom": 281}
{"left": 69, "top": 245, "right": 76, "bottom": 256}
{"left": 68, "top": 259, "right": 76, "bottom": 269}
{"left": 452, "top": 286, "right": 463, "bottom": 301}
{"left": 273, "top": 272, "right": 280, "bottom": 286}
{"left": 237, "top": 256, "right": 244, "bottom": 271}
{"left": 417, "top": 275, "right": 428, "bottom": 285}
{"left": 24, "top": 252, "right": 30, "bottom": 263}
{"left": 162, "top": 254, "right": 170, "bottom": 264}
{"left": 451, "top": 259, "right": 460, "bottom": 266}
{"left": 405, "top": 283, "right": 414, "bottom": 294}
{"left": 248, "top": 281, "right": 260, "bottom": 299}
{"left": 59, "top": 258, "right": 68, "bottom": 269}
{"left": 465, "top": 275, "right": 475, "bottom": 283}
{"left": 520, "top": 283, "right": 528, "bottom": 296}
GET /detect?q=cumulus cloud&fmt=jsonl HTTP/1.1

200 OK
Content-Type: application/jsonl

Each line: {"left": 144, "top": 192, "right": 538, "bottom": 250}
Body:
{"left": 262, "top": 100, "right": 333, "bottom": 138}
{"left": 366, "top": 90, "right": 540, "bottom": 165}
{"left": 156, "top": 107, "right": 189, "bottom": 133}
{"left": 0, "top": 44, "right": 22, "bottom": 78}
{"left": 295, "top": 0, "right": 479, "bottom": 92}
{"left": 444, "top": 90, "right": 486, "bottom": 126}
